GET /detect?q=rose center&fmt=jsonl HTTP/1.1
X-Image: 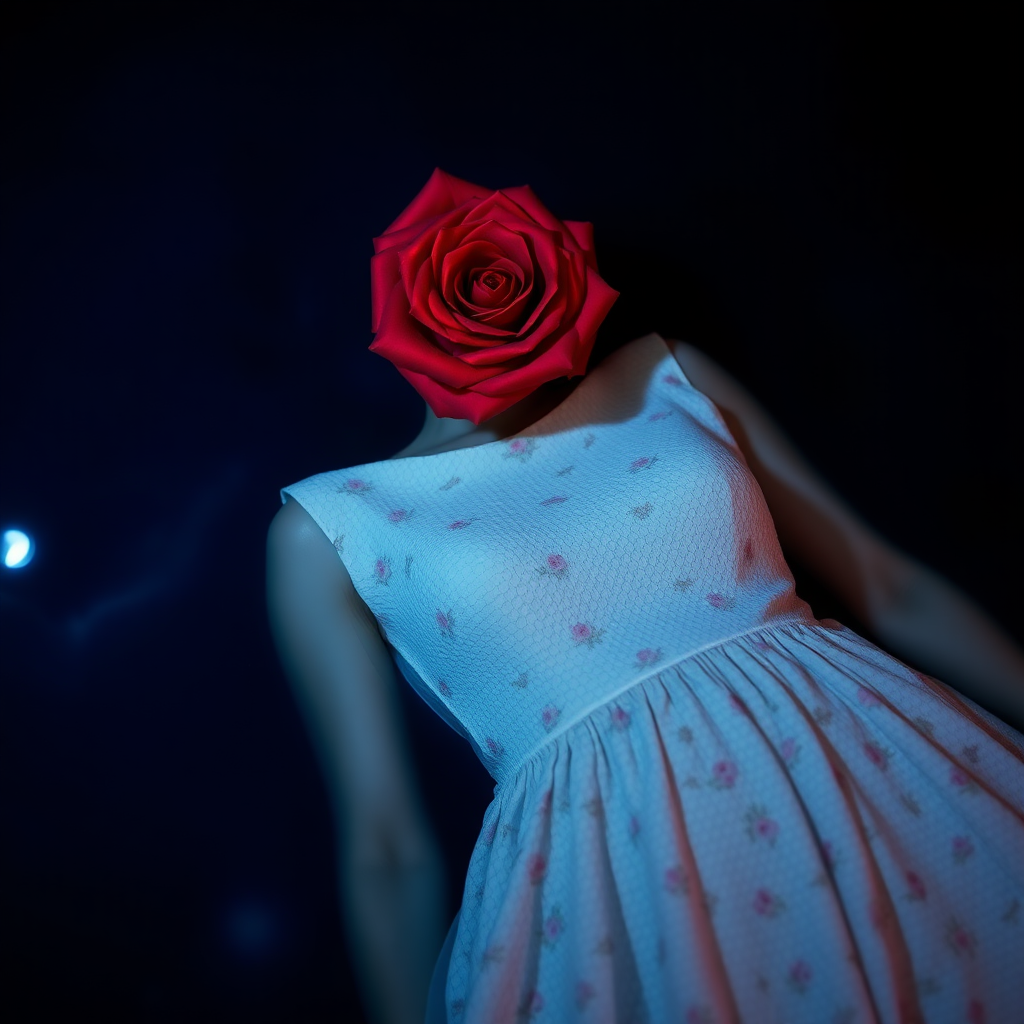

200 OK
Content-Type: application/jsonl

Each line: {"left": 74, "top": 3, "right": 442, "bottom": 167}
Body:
{"left": 482, "top": 271, "right": 502, "bottom": 289}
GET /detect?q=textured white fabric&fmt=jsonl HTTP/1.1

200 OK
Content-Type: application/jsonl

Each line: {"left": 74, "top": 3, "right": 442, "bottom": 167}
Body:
{"left": 283, "top": 333, "right": 1024, "bottom": 1024}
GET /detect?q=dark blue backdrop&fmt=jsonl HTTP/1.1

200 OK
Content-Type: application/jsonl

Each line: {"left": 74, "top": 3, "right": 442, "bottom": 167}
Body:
{"left": 2, "top": 3, "right": 1020, "bottom": 1021}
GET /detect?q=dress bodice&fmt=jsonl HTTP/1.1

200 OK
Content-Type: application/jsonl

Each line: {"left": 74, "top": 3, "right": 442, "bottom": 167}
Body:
{"left": 282, "top": 333, "right": 812, "bottom": 786}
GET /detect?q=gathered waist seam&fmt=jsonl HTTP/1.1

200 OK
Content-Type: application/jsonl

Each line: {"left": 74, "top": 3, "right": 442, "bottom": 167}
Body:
{"left": 495, "top": 616, "right": 814, "bottom": 790}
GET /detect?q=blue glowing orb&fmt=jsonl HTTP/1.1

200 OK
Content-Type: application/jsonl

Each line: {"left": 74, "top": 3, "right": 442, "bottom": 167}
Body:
{"left": 2, "top": 529, "right": 34, "bottom": 569}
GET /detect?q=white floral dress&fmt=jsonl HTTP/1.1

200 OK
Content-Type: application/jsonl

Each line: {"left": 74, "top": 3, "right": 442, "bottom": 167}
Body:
{"left": 282, "top": 333, "right": 1024, "bottom": 1024}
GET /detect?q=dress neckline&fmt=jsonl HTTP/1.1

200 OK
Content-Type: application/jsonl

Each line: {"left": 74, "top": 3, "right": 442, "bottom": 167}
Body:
{"left": 379, "top": 333, "right": 668, "bottom": 469}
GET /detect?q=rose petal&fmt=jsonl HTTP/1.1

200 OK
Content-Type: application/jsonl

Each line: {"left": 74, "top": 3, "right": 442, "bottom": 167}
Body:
{"left": 374, "top": 199, "right": 477, "bottom": 256}
{"left": 512, "top": 232, "right": 566, "bottom": 336}
{"left": 402, "top": 222, "right": 473, "bottom": 311}
{"left": 515, "top": 246, "right": 578, "bottom": 341}
{"left": 471, "top": 328, "right": 579, "bottom": 396}
{"left": 466, "top": 266, "right": 518, "bottom": 309}
{"left": 499, "top": 185, "right": 579, "bottom": 242}
{"left": 441, "top": 241, "right": 523, "bottom": 305}
{"left": 382, "top": 168, "right": 491, "bottom": 236}
{"left": 372, "top": 281, "right": 505, "bottom": 388}
{"left": 393, "top": 363, "right": 537, "bottom": 424}
{"left": 434, "top": 294, "right": 518, "bottom": 340}
{"left": 572, "top": 268, "right": 620, "bottom": 353}
{"left": 563, "top": 220, "right": 594, "bottom": 254}
{"left": 460, "top": 190, "right": 543, "bottom": 231}
{"left": 451, "top": 251, "right": 573, "bottom": 361}
{"left": 438, "top": 221, "right": 534, "bottom": 292}
{"left": 414, "top": 261, "right": 461, "bottom": 333}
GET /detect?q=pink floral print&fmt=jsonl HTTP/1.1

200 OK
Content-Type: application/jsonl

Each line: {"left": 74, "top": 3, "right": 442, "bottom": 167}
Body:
{"left": 540, "top": 495, "right": 569, "bottom": 506}
{"left": 863, "top": 740, "right": 891, "bottom": 770}
{"left": 812, "top": 706, "right": 834, "bottom": 727}
{"left": 373, "top": 557, "right": 392, "bottom": 585}
{"left": 571, "top": 621, "right": 606, "bottom": 648}
{"left": 706, "top": 592, "right": 736, "bottom": 611}
{"left": 436, "top": 609, "right": 455, "bottom": 638}
{"left": 786, "top": 959, "right": 812, "bottom": 993}
{"left": 952, "top": 835, "right": 975, "bottom": 863}
{"left": 950, "top": 765, "right": 978, "bottom": 793}
{"left": 664, "top": 865, "right": 689, "bottom": 895}
{"left": 710, "top": 759, "right": 739, "bottom": 789}
{"left": 628, "top": 455, "right": 659, "bottom": 473}
{"left": 779, "top": 737, "right": 801, "bottom": 767}
{"left": 904, "top": 870, "right": 927, "bottom": 901}
{"left": 945, "top": 917, "right": 977, "bottom": 957}
{"left": 387, "top": 508, "right": 411, "bottom": 523}
{"left": 518, "top": 989, "right": 544, "bottom": 1017}
{"left": 504, "top": 437, "right": 537, "bottom": 460}
{"left": 744, "top": 804, "right": 780, "bottom": 846}
{"left": 540, "top": 906, "right": 565, "bottom": 947}
{"left": 485, "top": 737, "right": 504, "bottom": 758}
{"left": 856, "top": 686, "right": 882, "bottom": 707}
{"left": 752, "top": 887, "right": 786, "bottom": 917}
{"left": 541, "top": 705, "right": 561, "bottom": 732}
{"left": 438, "top": 679, "right": 452, "bottom": 698}
{"left": 340, "top": 477, "right": 372, "bottom": 495}
{"left": 912, "top": 715, "right": 936, "bottom": 737}
{"left": 634, "top": 647, "right": 663, "bottom": 669}
{"left": 526, "top": 853, "right": 547, "bottom": 885}
{"left": 448, "top": 518, "right": 476, "bottom": 530}
{"left": 480, "top": 943, "right": 504, "bottom": 967}
{"left": 899, "top": 791, "right": 922, "bottom": 817}
{"left": 610, "top": 705, "right": 631, "bottom": 730}
{"left": 662, "top": 372, "right": 684, "bottom": 385}
{"left": 537, "top": 553, "right": 569, "bottom": 578}
{"left": 574, "top": 981, "right": 595, "bottom": 1010}
{"left": 628, "top": 814, "right": 641, "bottom": 843}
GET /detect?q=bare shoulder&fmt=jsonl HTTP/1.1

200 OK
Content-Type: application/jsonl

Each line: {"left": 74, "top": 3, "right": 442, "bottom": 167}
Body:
{"left": 267, "top": 495, "right": 331, "bottom": 554}
{"left": 663, "top": 338, "right": 753, "bottom": 410}
{"left": 266, "top": 496, "right": 364, "bottom": 610}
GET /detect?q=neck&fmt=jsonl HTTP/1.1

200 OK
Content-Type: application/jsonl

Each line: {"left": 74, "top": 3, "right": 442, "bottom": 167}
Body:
{"left": 416, "top": 376, "right": 581, "bottom": 452}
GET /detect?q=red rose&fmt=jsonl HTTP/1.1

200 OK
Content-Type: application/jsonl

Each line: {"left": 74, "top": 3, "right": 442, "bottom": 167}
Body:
{"left": 369, "top": 168, "right": 619, "bottom": 425}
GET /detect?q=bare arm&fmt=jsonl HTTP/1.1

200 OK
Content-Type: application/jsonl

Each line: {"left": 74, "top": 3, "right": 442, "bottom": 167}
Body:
{"left": 669, "top": 339, "right": 1024, "bottom": 731}
{"left": 266, "top": 497, "right": 447, "bottom": 1024}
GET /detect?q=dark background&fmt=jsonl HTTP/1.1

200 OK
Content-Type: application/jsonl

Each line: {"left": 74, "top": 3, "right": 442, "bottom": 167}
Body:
{"left": 2, "top": 2, "right": 1020, "bottom": 1021}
